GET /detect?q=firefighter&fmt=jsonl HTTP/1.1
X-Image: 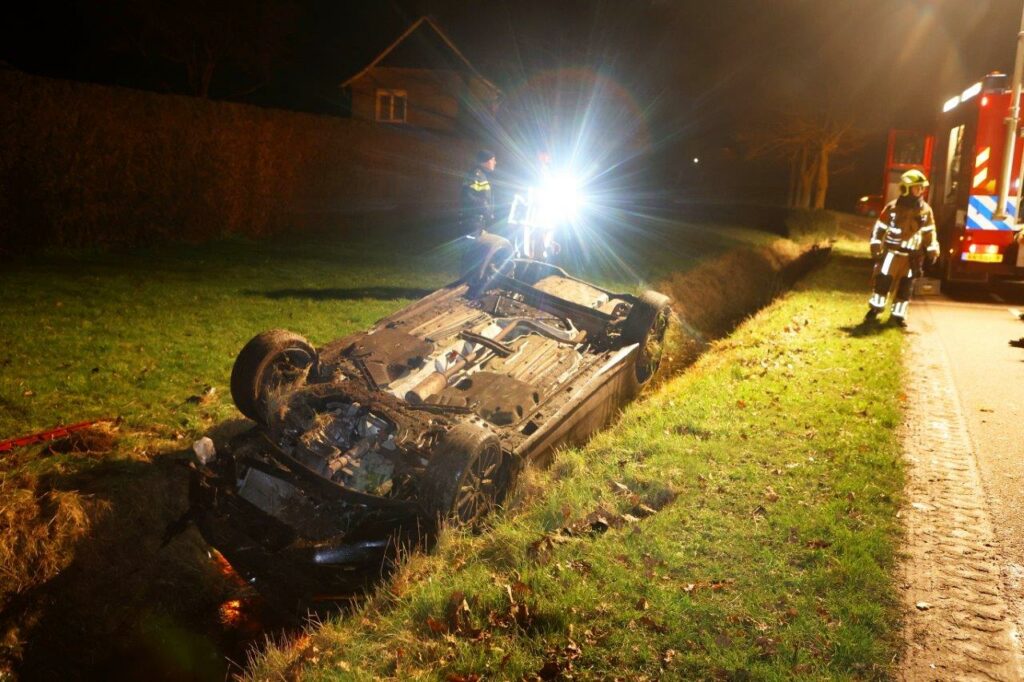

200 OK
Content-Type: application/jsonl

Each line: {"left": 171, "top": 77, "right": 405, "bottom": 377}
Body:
{"left": 459, "top": 149, "right": 496, "bottom": 237}
{"left": 864, "top": 169, "right": 940, "bottom": 327}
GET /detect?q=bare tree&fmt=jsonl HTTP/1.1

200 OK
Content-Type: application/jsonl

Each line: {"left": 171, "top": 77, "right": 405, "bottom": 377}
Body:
{"left": 740, "top": 104, "right": 861, "bottom": 209}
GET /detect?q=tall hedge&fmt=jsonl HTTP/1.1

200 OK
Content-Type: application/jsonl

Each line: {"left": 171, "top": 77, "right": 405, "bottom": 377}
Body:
{"left": 0, "top": 68, "right": 475, "bottom": 252}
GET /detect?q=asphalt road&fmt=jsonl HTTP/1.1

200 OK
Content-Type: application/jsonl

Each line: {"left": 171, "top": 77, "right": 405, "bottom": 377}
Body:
{"left": 910, "top": 282, "right": 1024, "bottom": 628}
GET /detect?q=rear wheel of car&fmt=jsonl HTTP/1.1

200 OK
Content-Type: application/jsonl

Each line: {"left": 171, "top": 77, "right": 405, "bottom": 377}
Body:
{"left": 420, "top": 424, "right": 510, "bottom": 526}
{"left": 460, "top": 232, "right": 514, "bottom": 290}
{"left": 230, "top": 330, "right": 317, "bottom": 425}
{"left": 622, "top": 290, "right": 672, "bottom": 384}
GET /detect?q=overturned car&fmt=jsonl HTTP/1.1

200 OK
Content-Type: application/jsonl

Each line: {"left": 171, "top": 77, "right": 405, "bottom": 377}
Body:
{"left": 191, "top": 234, "right": 670, "bottom": 604}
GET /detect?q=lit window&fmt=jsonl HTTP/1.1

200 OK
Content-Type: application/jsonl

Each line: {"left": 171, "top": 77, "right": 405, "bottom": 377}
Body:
{"left": 376, "top": 89, "right": 408, "bottom": 122}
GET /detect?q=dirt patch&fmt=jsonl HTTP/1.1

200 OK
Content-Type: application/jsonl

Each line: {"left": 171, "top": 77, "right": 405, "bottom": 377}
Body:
{"left": 898, "top": 324, "right": 1024, "bottom": 680}
{"left": 45, "top": 421, "right": 120, "bottom": 454}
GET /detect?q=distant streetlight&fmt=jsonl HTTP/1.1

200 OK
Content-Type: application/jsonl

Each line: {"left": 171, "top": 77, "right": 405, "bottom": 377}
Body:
{"left": 693, "top": 157, "right": 700, "bottom": 164}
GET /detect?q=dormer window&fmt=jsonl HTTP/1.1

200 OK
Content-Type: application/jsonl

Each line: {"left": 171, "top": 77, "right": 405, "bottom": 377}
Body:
{"left": 376, "top": 89, "right": 407, "bottom": 123}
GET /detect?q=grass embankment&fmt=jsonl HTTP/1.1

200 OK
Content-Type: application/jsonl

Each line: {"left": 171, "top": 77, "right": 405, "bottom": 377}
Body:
{"left": 249, "top": 245, "right": 906, "bottom": 680}
{"left": 0, "top": 218, "right": 772, "bottom": 677}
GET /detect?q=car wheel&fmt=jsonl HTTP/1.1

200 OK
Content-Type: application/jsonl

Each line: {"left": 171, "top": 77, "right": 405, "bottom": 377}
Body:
{"left": 622, "top": 290, "right": 672, "bottom": 384}
{"left": 460, "top": 232, "right": 514, "bottom": 289}
{"left": 421, "top": 424, "right": 509, "bottom": 526}
{"left": 230, "top": 330, "right": 317, "bottom": 425}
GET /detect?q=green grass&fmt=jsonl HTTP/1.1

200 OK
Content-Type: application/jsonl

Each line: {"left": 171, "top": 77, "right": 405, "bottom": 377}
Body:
{"left": 0, "top": 214, "right": 839, "bottom": 679}
{"left": 246, "top": 247, "right": 906, "bottom": 681}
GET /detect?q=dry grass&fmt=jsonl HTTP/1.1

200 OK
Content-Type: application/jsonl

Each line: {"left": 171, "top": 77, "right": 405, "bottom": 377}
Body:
{"left": 656, "top": 239, "right": 816, "bottom": 377}
{"left": 0, "top": 475, "right": 101, "bottom": 609}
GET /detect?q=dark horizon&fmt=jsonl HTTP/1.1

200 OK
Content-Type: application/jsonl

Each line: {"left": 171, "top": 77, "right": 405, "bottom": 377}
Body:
{"left": 3, "top": 0, "right": 1021, "bottom": 208}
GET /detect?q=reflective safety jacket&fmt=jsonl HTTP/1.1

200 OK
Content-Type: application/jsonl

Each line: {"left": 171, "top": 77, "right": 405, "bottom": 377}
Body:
{"left": 870, "top": 196, "right": 939, "bottom": 257}
{"left": 459, "top": 167, "right": 493, "bottom": 232}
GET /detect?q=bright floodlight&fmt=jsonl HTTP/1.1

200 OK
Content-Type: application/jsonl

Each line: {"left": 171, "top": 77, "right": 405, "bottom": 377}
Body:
{"left": 535, "top": 172, "right": 584, "bottom": 225}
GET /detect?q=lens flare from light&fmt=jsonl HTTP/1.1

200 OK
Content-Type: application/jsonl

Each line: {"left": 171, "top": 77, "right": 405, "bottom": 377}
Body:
{"left": 535, "top": 172, "right": 584, "bottom": 225}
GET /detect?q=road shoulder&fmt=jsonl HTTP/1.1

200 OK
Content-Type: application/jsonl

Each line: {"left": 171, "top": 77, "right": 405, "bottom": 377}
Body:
{"left": 898, "top": 317, "right": 1023, "bottom": 680}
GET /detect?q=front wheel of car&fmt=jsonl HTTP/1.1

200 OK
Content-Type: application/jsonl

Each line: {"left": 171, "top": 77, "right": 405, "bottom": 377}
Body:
{"left": 420, "top": 424, "right": 510, "bottom": 527}
{"left": 622, "top": 290, "right": 672, "bottom": 384}
{"left": 230, "top": 329, "right": 318, "bottom": 425}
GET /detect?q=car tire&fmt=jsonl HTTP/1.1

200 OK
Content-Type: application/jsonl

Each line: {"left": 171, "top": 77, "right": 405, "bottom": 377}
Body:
{"left": 230, "top": 330, "right": 318, "bottom": 425}
{"left": 622, "top": 290, "right": 672, "bottom": 384}
{"left": 460, "top": 232, "right": 514, "bottom": 289}
{"left": 420, "top": 424, "right": 509, "bottom": 526}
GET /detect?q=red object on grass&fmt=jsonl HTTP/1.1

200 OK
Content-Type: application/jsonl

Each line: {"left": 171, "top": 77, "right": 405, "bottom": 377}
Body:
{"left": 0, "top": 419, "right": 114, "bottom": 453}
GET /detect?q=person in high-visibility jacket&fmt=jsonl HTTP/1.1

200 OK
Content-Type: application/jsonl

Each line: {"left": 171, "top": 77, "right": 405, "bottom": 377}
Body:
{"left": 865, "top": 169, "right": 940, "bottom": 327}
{"left": 459, "top": 149, "right": 496, "bottom": 237}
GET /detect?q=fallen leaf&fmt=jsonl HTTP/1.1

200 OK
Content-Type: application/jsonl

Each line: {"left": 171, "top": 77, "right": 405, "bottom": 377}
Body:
{"left": 635, "top": 598, "right": 649, "bottom": 611}
{"left": 805, "top": 539, "right": 831, "bottom": 549}
{"left": 446, "top": 591, "right": 471, "bottom": 632}
{"left": 538, "top": 659, "right": 563, "bottom": 680}
{"left": 611, "top": 481, "right": 631, "bottom": 495}
{"left": 662, "top": 649, "right": 677, "bottom": 665}
{"left": 764, "top": 486, "right": 780, "bottom": 502}
{"left": 634, "top": 503, "right": 659, "bottom": 517}
{"left": 426, "top": 615, "right": 446, "bottom": 634}
{"left": 638, "top": 616, "right": 669, "bottom": 634}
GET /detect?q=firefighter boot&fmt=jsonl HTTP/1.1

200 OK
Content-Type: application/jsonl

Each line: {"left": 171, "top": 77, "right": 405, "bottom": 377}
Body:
{"left": 888, "top": 315, "right": 908, "bottom": 328}
{"left": 863, "top": 307, "right": 881, "bottom": 324}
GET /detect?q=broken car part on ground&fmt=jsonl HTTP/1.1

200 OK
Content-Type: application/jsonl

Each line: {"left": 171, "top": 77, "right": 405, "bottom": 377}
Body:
{"left": 190, "top": 232, "right": 671, "bottom": 609}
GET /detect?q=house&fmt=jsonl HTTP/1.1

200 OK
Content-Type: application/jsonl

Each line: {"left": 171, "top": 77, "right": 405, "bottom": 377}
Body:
{"left": 340, "top": 17, "right": 500, "bottom": 134}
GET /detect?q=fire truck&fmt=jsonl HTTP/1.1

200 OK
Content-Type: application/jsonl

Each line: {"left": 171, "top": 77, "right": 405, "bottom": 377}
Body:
{"left": 930, "top": 72, "right": 1024, "bottom": 288}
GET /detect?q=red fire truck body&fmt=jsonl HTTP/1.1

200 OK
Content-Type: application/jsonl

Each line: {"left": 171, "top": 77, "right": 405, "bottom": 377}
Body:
{"left": 930, "top": 74, "right": 1024, "bottom": 286}
{"left": 882, "top": 129, "right": 933, "bottom": 206}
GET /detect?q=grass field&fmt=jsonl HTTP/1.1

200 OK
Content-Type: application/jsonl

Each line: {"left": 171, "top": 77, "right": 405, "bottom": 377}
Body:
{"left": 246, "top": 244, "right": 907, "bottom": 681}
{"left": 0, "top": 215, "right": 783, "bottom": 679}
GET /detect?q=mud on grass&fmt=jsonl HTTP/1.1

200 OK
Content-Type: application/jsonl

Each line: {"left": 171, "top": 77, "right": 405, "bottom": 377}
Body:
{"left": 245, "top": 246, "right": 906, "bottom": 680}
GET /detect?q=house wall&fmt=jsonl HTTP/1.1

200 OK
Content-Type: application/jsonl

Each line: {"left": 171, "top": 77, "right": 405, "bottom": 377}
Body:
{"left": 350, "top": 67, "right": 478, "bottom": 132}
{"left": 0, "top": 68, "right": 479, "bottom": 252}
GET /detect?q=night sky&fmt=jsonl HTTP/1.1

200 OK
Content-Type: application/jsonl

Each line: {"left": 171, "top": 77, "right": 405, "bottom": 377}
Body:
{"left": 3, "top": 0, "right": 1022, "bottom": 205}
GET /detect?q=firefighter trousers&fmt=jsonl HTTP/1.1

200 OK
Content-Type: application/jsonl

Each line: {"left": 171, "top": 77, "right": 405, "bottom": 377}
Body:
{"left": 869, "top": 250, "right": 914, "bottom": 319}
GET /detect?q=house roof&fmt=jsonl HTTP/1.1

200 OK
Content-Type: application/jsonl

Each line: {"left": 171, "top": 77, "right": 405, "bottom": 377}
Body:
{"left": 340, "top": 16, "right": 498, "bottom": 93}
